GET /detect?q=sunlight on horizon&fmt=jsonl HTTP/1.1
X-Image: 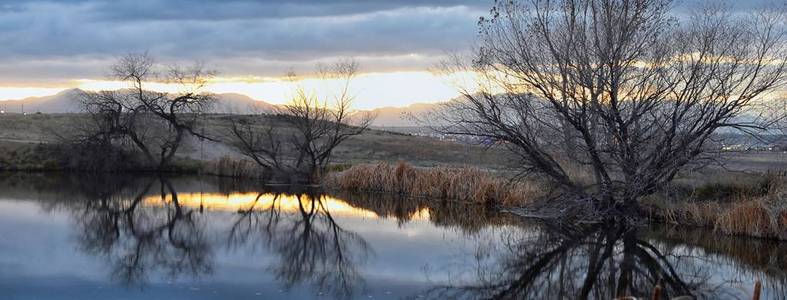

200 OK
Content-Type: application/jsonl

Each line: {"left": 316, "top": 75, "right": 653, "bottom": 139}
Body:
{"left": 0, "top": 71, "right": 476, "bottom": 110}
{"left": 1, "top": 68, "right": 783, "bottom": 110}
{"left": 0, "top": 87, "right": 72, "bottom": 101}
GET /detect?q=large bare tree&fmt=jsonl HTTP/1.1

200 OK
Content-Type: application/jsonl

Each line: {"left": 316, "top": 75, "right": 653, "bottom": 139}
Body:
{"left": 438, "top": 0, "right": 787, "bottom": 219}
{"left": 230, "top": 60, "right": 375, "bottom": 184}
{"left": 78, "top": 53, "right": 216, "bottom": 170}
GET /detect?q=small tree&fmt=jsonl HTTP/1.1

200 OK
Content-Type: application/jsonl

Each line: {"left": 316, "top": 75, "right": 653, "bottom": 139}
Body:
{"left": 437, "top": 0, "right": 787, "bottom": 219}
{"left": 230, "top": 60, "right": 375, "bottom": 183}
{"left": 78, "top": 53, "right": 216, "bottom": 170}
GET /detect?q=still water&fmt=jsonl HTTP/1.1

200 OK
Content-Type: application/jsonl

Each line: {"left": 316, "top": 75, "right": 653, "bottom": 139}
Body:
{"left": 0, "top": 173, "right": 785, "bottom": 300}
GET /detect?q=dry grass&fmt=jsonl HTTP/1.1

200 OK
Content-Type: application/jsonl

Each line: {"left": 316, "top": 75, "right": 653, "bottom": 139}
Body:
{"left": 712, "top": 184, "right": 787, "bottom": 239}
{"left": 1, "top": 114, "right": 518, "bottom": 171}
{"left": 647, "top": 178, "right": 787, "bottom": 239}
{"left": 325, "top": 161, "right": 542, "bottom": 206}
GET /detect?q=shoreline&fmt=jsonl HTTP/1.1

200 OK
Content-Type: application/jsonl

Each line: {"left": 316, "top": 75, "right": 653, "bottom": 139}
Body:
{"left": 3, "top": 158, "right": 786, "bottom": 242}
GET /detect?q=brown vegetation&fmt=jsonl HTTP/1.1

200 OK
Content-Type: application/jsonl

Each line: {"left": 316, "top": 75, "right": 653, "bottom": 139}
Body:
{"left": 646, "top": 176, "right": 787, "bottom": 239}
{"left": 326, "top": 161, "right": 542, "bottom": 206}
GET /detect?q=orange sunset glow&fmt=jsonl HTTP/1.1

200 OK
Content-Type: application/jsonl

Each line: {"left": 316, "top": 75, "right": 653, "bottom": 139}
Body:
{"left": 142, "top": 192, "right": 431, "bottom": 220}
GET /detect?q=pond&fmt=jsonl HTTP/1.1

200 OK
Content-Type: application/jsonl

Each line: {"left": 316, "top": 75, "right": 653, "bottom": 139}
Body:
{"left": 0, "top": 173, "right": 785, "bottom": 300}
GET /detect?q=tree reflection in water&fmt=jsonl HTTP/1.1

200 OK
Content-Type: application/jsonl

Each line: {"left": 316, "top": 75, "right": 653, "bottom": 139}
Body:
{"left": 6, "top": 174, "right": 783, "bottom": 299}
{"left": 228, "top": 191, "right": 371, "bottom": 299}
{"left": 72, "top": 177, "right": 212, "bottom": 286}
{"left": 423, "top": 223, "right": 735, "bottom": 300}
{"left": 56, "top": 175, "right": 371, "bottom": 297}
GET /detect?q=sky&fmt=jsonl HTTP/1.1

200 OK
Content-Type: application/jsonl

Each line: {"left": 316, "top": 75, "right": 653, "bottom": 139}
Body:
{"left": 0, "top": 0, "right": 778, "bottom": 109}
{"left": 0, "top": 0, "right": 492, "bottom": 109}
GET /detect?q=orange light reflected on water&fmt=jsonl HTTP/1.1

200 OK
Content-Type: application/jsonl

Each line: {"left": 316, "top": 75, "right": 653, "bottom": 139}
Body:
{"left": 142, "top": 192, "right": 431, "bottom": 220}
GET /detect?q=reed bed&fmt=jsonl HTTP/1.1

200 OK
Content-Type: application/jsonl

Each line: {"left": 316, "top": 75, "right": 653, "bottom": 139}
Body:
{"left": 325, "top": 161, "right": 542, "bottom": 206}
{"left": 648, "top": 178, "right": 787, "bottom": 239}
{"left": 714, "top": 199, "right": 787, "bottom": 239}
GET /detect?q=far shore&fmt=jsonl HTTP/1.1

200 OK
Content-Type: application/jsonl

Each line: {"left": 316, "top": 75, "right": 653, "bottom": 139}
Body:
{"left": 4, "top": 113, "right": 787, "bottom": 241}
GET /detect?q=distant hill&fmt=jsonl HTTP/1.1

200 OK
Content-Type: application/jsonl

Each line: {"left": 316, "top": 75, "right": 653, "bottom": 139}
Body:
{"left": 209, "top": 93, "right": 278, "bottom": 114}
{"left": 0, "top": 89, "right": 278, "bottom": 114}
{"left": 366, "top": 102, "right": 441, "bottom": 127}
{"left": 0, "top": 89, "right": 446, "bottom": 127}
{"left": 0, "top": 89, "right": 84, "bottom": 114}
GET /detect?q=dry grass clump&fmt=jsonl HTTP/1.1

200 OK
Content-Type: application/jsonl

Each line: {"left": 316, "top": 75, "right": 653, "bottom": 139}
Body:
{"left": 714, "top": 200, "right": 779, "bottom": 238}
{"left": 648, "top": 178, "right": 787, "bottom": 239}
{"left": 326, "top": 161, "right": 541, "bottom": 205}
{"left": 714, "top": 193, "right": 787, "bottom": 239}
{"left": 649, "top": 201, "right": 722, "bottom": 227}
{"left": 200, "top": 156, "right": 266, "bottom": 178}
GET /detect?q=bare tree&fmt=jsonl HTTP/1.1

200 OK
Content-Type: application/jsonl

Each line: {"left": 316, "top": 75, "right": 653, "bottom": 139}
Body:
{"left": 71, "top": 177, "right": 212, "bottom": 286}
{"left": 437, "top": 0, "right": 787, "bottom": 219}
{"left": 228, "top": 191, "right": 370, "bottom": 299}
{"left": 78, "top": 53, "right": 216, "bottom": 170}
{"left": 421, "top": 223, "right": 720, "bottom": 299}
{"left": 230, "top": 59, "right": 375, "bottom": 184}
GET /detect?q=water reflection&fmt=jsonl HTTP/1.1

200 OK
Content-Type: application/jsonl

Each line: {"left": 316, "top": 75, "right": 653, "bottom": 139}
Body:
{"left": 147, "top": 191, "right": 392, "bottom": 218}
{"left": 424, "top": 224, "right": 720, "bottom": 299}
{"left": 227, "top": 192, "right": 371, "bottom": 299}
{"left": 73, "top": 177, "right": 212, "bottom": 286}
{"left": 60, "top": 176, "right": 377, "bottom": 298}
{"left": 0, "top": 173, "right": 785, "bottom": 299}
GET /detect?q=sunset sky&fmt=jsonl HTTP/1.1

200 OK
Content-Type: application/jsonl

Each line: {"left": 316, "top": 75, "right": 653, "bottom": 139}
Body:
{"left": 0, "top": 0, "right": 776, "bottom": 109}
{"left": 0, "top": 0, "right": 494, "bottom": 109}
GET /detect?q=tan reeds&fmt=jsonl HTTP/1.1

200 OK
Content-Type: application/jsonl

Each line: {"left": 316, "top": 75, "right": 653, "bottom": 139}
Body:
{"left": 326, "top": 161, "right": 541, "bottom": 205}
{"left": 649, "top": 177, "right": 787, "bottom": 239}
{"left": 713, "top": 198, "right": 787, "bottom": 239}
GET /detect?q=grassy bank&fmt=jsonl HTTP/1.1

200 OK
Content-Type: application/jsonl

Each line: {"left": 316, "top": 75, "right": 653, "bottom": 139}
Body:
{"left": 6, "top": 139, "right": 787, "bottom": 240}
{"left": 326, "top": 161, "right": 543, "bottom": 206}
{"left": 330, "top": 162, "right": 787, "bottom": 240}
{"left": 4, "top": 114, "right": 787, "bottom": 240}
{"left": 644, "top": 173, "right": 787, "bottom": 240}
{"left": 0, "top": 113, "right": 518, "bottom": 170}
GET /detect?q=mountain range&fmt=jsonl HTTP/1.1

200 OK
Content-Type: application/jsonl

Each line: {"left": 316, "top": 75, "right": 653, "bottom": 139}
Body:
{"left": 0, "top": 89, "right": 440, "bottom": 127}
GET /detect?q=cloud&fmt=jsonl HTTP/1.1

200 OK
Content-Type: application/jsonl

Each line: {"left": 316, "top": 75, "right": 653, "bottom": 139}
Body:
{"left": 0, "top": 0, "right": 774, "bottom": 87}
{"left": 0, "top": 0, "right": 489, "bottom": 82}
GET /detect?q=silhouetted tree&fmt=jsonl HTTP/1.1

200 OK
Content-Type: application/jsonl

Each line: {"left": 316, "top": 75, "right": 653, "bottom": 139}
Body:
{"left": 73, "top": 177, "right": 212, "bottom": 286}
{"left": 422, "top": 224, "right": 722, "bottom": 299}
{"left": 77, "top": 53, "right": 216, "bottom": 170}
{"left": 230, "top": 59, "right": 375, "bottom": 183}
{"left": 228, "top": 191, "right": 370, "bottom": 299}
{"left": 437, "top": 0, "right": 787, "bottom": 219}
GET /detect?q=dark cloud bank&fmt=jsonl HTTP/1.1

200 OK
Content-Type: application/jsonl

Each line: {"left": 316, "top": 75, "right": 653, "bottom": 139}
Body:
{"left": 0, "top": 0, "right": 489, "bottom": 82}
{"left": 0, "top": 0, "right": 773, "bottom": 83}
